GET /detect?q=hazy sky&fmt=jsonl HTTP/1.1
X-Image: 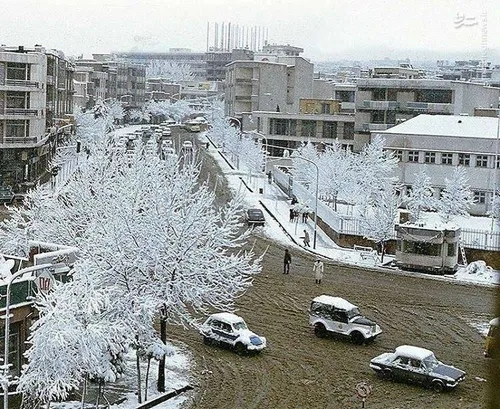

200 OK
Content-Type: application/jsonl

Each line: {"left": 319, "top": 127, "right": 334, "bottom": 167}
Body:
{"left": 2, "top": 0, "right": 499, "bottom": 63}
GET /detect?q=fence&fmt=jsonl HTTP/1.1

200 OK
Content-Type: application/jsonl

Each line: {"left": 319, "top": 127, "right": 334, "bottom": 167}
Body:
{"left": 271, "top": 165, "right": 500, "bottom": 251}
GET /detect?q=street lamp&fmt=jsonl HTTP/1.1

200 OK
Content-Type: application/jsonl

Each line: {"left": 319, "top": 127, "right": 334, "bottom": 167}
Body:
{"left": 254, "top": 136, "right": 320, "bottom": 249}
{"left": 1, "top": 263, "right": 53, "bottom": 409}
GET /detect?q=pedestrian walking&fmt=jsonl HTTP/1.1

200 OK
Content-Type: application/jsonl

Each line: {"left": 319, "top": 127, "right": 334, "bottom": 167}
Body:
{"left": 289, "top": 208, "right": 295, "bottom": 222}
{"left": 303, "top": 230, "right": 310, "bottom": 247}
{"left": 313, "top": 258, "right": 324, "bottom": 284}
{"left": 283, "top": 249, "right": 292, "bottom": 274}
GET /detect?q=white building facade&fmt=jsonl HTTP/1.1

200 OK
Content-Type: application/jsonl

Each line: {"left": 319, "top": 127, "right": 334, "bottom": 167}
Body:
{"left": 377, "top": 114, "right": 500, "bottom": 216}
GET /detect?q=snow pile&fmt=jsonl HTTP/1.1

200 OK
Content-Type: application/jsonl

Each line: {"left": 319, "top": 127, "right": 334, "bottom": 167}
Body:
{"left": 454, "top": 261, "right": 500, "bottom": 285}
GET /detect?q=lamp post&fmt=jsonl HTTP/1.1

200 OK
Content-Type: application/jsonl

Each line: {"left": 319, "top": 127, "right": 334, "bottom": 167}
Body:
{"left": 292, "top": 156, "right": 319, "bottom": 250}
{"left": 254, "top": 135, "right": 320, "bottom": 249}
{"left": 1, "top": 263, "right": 53, "bottom": 409}
{"left": 491, "top": 109, "right": 500, "bottom": 232}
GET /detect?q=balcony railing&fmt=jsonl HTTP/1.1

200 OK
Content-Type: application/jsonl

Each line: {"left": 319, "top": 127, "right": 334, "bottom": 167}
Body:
{"left": 0, "top": 108, "right": 41, "bottom": 117}
{"left": 362, "top": 100, "right": 400, "bottom": 109}
{"left": 2, "top": 136, "right": 39, "bottom": 144}
{"left": 361, "top": 123, "right": 394, "bottom": 132}
{"left": 405, "top": 102, "right": 453, "bottom": 113}
{"left": 1, "top": 79, "right": 40, "bottom": 88}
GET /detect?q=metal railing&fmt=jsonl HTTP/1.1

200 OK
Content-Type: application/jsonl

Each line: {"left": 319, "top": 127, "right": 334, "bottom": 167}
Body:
{"left": 272, "top": 166, "right": 500, "bottom": 251}
{"left": 362, "top": 100, "right": 400, "bottom": 109}
{"left": 0, "top": 108, "right": 40, "bottom": 116}
{"left": 2, "top": 79, "right": 40, "bottom": 88}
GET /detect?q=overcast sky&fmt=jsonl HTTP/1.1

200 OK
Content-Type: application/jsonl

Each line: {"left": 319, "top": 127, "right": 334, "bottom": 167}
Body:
{"left": 2, "top": 0, "right": 499, "bottom": 63}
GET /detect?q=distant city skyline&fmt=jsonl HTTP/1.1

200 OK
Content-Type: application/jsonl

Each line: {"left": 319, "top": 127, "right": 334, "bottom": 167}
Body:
{"left": 1, "top": 0, "right": 499, "bottom": 64}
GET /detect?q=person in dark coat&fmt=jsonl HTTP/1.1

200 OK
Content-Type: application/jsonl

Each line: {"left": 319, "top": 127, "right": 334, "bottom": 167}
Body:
{"left": 289, "top": 208, "right": 295, "bottom": 222}
{"left": 283, "top": 249, "right": 292, "bottom": 274}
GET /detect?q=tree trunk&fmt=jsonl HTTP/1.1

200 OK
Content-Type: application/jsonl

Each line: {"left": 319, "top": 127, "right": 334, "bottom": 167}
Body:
{"left": 145, "top": 356, "right": 151, "bottom": 401}
{"left": 136, "top": 350, "right": 142, "bottom": 403}
{"left": 380, "top": 241, "right": 386, "bottom": 264}
{"left": 81, "top": 376, "right": 87, "bottom": 409}
{"left": 157, "top": 312, "right": 167, "bottom": 392}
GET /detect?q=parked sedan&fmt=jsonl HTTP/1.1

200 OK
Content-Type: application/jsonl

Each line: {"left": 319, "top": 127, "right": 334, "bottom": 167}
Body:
{"left": 245, "top": 208, "right": 265, "bottom": 226}
{"left": 199, "top": 312, "right": 266, "bottom": 354}
{"left": 370, "top": 345, "right": 466, "bottom": 392}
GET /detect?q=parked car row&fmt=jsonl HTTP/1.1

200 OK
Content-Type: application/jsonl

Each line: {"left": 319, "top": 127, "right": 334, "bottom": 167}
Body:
{"left": 200, "top": 294, "right": 466, "bottom": 393}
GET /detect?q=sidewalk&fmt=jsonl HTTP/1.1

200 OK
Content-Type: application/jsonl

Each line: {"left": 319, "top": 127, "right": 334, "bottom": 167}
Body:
{"left": 202, "top": 134, "right": 383, "bottom": 267}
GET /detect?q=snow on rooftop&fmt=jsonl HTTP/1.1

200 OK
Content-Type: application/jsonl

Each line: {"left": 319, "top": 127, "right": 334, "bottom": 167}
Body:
{"left": 312, "top": 295, "right": 357, "bottom": 310}
{"left": 395, "top": 345, "right": 434, "bottom": 360}
{"left": 381, "top": 114, "right": 500, "bottom": 139}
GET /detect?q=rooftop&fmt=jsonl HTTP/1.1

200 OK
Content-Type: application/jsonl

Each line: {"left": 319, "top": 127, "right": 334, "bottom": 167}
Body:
{"left": 380, "top": 114, "right": 500, "bottom": 139}
{"left": 312, "top": 295, "right": 357, "bottom": 310}
{"left": 395, "top": 345, "right": 434, "bottom": 360}
{"left": 209, "top": 312, "right": 245, "bottom": 324}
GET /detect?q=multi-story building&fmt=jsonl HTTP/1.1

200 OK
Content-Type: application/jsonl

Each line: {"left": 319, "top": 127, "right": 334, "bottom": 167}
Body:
{"left": 377, "top": 114, "right": 500, "bottom": 216}
{"left": 0, "top": 45, "right": 74, "bottom": 191}
{"left": 225, "top": 56, "right": 314, "bottom": 118}
{"left": 74, "top": 58, "right": 146, "bottom": 109}
{"left": 355, "top": 78, "right": 500, "bottom": 151}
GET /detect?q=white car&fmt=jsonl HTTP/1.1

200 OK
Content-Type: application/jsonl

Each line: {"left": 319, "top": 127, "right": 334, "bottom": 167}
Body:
{"left": 309, "top": 295, "right": 382, "bottom": 344}
{"left": 199, "top": 312, "right": 267, "bottom": 354}
{"left": 182, "top": 140, "right": 193, "bottom": 150}
{"left": 161, "top": 127, "right": 172, "bottom": 137}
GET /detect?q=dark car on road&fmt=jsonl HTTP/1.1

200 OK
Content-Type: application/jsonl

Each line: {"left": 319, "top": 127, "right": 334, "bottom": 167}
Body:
{"left": 370, "top": 345, "right": 466, "bottom": 392}
{"left": 245, "top": 208, "right": 265, "bottom": 227}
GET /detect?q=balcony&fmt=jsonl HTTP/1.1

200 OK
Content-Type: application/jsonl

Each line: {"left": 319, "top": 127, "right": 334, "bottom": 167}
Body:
{"left": 340, "top": 102, "right": 356, "bottom": 111}
{"left": 362, "top": 100, "right": 400, "bottom": 110}
{"left": 0, "top": 78, "right": 41, "bottom": 89}
{"left": 405, "top": 101, "right": 453, "bottom": 114}
{"left": 362, "top": 123, "right": 394, "bottom": 132}
{"left": 0, "top": 108, "right": 41, "bottom": 117}
{"left": 1, "top": 136, "right": 39, "bottom": 145}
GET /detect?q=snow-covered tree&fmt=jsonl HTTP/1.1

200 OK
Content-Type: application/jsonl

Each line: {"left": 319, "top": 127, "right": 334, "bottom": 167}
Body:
{"left": 359, "top": 184, "right": 402, "bottom": 263}
{"left": 291, "top": 142, "right": 320, "bottom": 191}
{"left": 406, "top": 166, "right": 436, "bottom": 222}
{"left": 437, "top": 166, "right": 475, "bottom": 222}
{"left": 317, "top": 140, "right": 354, "bottom": 211}
{"left": 1, "top": 115, "right": 262, "bottom": 403}
{"left": 240, "top": 134, "right": 264, "bottom": 177}
{"left": 355, "top": 135, "right": 398, "bottom": 205}
{"left": 488, "top": 189, "right": 500, "bottom": 230}
{"left": 146, "top": 60, "right": 195, "bottom": 83}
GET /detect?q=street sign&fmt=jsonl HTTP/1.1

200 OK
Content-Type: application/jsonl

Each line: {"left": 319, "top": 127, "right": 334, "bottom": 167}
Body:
{"left": 355, "top": 382, "right": 372, "bottom": 408}
{"left": 34, "top": 270, "right": 55, "bottom": 294}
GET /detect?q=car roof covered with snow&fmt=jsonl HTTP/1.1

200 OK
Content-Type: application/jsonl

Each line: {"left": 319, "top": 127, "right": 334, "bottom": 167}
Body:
{"left": 395, "top": 345, "right": 434, "bottom": 360}
{"left": 489, "top": 317, "right": 500, "bottom": 326}
{"left": 312, "top": 295, "right": 357, "bottom": 310}
{"left": 209, "top": 312, "right": 245, "bottom": 324}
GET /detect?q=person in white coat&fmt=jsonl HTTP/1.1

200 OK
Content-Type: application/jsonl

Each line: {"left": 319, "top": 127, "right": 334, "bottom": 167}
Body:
{"left": 313, "top": 258, "right": 324, "bottom": 284}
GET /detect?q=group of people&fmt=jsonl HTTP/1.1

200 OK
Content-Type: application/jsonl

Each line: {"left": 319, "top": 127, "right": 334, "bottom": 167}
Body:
{"left": 289, "top": 208, "right": 310, "bottom": 223}
{"left": 283, "top": 249, "right": 324, "bottom": 284}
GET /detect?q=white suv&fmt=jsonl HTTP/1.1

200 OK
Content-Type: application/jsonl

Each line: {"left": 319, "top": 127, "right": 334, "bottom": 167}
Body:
{"left": 199, "top": 312, "right": 266, "bottom": 354}
{"left": 309, "top": 295, "right": 382, "bottom": 344}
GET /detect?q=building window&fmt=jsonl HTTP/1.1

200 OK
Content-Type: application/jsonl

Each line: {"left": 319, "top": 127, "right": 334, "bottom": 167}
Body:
{"left": 447, "top": 243, "right": 456, "bottom": 256}
{"left": 458, "top": 153, "right": 470, "bottom": 166}
{"left": 424, "top": 152, "right": 436, "bottom": 164}
{"left": 343, "top": 122, "right": 354, "bottom": 140}
{"left": 475, "top": 155, "right": 488, "bottom": 168}
{"left": 6, "top": 62, "right": 29, "bottom": 81}
{"left": 6, "top": 120, "right": 28, "bottom": 138}
{"left": 321, "top": 103, "right": 330, "bottom": 114}
{"left": 408, "top": 151, "right": 419, "bottom": 162}
{"left": 269, "top": 118, "right": 297, "bottom": 136}
{"left": 372, "top": 88, "right": 386, "bottom": 101}
{"left": 301, "top": 120, "right": 316, "bottom": 138}
{"left": 402, "top": 241, "right": 440, "bottom": 256}
{"left": 394, "top": 150, "right": 403, "bottom": 161}
{"left": 474, "top": 191, "right": 486, "bottom": 204}
{"left": 322, "top": 122, "right": 337, "bottom": 138}
{"left": 441, "top": 152, "right": 453, "bottom": 165}
{"left": 341, "top": 144, "right": 353, "bottom": 151}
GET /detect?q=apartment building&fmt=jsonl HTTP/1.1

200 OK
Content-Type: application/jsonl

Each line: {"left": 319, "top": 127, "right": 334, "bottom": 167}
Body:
{"left": 225, "top": 56, "right": 314, "bottom": 118}
{"left": 246, "top": 104, "right": 355, "bottom": 156}
{"left": 0, "top": 45, "right": 74, "bottom": 191}
{"left": 74, "top": 58, "right": 146, "bottom": 109}
{"left": 377, "top": 114, "right": 500, "bottom": 216}
{"left": 355, "top": 78, "right": 500, "bottom": 150}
